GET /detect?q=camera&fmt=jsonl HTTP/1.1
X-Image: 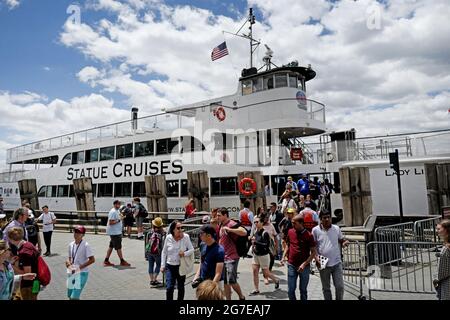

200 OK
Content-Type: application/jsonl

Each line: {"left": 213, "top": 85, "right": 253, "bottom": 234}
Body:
{"left": 191, "top": 277, "right": 204, "bottom": 289}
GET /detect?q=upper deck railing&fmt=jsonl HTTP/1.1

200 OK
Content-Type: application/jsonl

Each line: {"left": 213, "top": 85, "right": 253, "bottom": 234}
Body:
{"left": 6, "top": 111, "right": 194, "bottom": 164}
{"left": 6, "top": 98, "right": 326, "bottom": 164}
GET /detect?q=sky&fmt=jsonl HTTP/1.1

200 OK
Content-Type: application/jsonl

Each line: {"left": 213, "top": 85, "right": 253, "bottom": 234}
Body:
{"left": 0, "top": 0, "right": 449, "bottom": 169}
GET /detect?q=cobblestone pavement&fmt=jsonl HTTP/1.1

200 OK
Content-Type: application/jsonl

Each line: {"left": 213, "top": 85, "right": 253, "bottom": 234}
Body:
{"left": 37, "top": 232, "right": 361, "bottom": 300}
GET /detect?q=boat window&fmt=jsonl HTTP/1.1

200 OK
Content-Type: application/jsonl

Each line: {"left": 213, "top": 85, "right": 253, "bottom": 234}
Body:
{"left": 98, "top": 183, "right": 113, "bottom": 197}
{"left": 263, "top": 75, "right": 274, "bottom": 90}
{"left": 15, "top": 188, "right": 18, "bottom": 194}
{"left": 133, "top": 182, "right": 146, "bottom": 197}
{"left": 135, "top": 141, "right": 154, "bottom": 157}
{"left": 92, "top": 184, "right": 97, "bottom": 197}
{"left": 69, "top": 185, "right": 74, "bottom": 197}
{"left": 214, "top": 133, "right": 233, "bottom": 150}
{"left": 166, "top": 180, "right": 179, "bottom": 198}
{"left": 298, "top": 76, "right": 305, "bottom": 91}
{"left": 86, "top": 149, "right": 99, "bottom": 163}
{"left": 289, "top": 74, "right": 297, "bottom": 88}
{"left": 180, "top": 136, "right": 204, "bottom": 153}
{"left": 61, "top": 153, "right": 72, "bottom": 166}
{"left": 100, "top": 146, "right": 115, "bottom": 161}
{"left": 38, "top": 186, "right": 46, "bottom": 197}
{"left": 46, "top": 185, "right": 57, "bottom": 198}
{"left": 116, "top": 143, "right": 133, "bottom": 159}
{"left": 40, "top": 156, "right": 58, "bottom": 165}
{"left": 114, "top": 182, "right": 132, "bottom": 197}
{"left": 242, "top": 80, "right": 253, "bottom": 95}
{"left": 72, "top": 151, "right": 85, "bottom": 165}
{"left": 57, "top": 185, "right": 69, "bottom": 197}
{"left": 156, "top": 138, "right": 179, "bottom": 155}
{"left": 252, "top": 77, "right": 263, "bottom": 92}
{"left": 275, "top": 73, "right": 288, "bottom": 88}
{"left": 211, "top": 177, "right": 238, "bottom": 196}
{"left": 0, "top": 187, "right": 2, "bottom": 194}
{"left": 180, "top": 179, "right": 188, "bottom": 197}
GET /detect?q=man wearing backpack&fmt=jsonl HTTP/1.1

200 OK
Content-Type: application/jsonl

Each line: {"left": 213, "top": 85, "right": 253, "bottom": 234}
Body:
{"left": 7, "top": 227, "right": 40, "bottom": 300}
{"left": 145, "top": 217, "right": 166, "bottom": 288}
{"left": 217, "top": 208, "right": 247, "bottom": 300}
{"left": 133, "top": 197, "right": 148, "bottom": 240}
{"left": 300, "top": 202, "right": 319, "bottom": 233}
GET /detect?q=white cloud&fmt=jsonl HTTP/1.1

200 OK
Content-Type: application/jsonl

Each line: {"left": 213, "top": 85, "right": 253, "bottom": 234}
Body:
{"left": 4, "top": 0, "right": 20, "bottom": 9}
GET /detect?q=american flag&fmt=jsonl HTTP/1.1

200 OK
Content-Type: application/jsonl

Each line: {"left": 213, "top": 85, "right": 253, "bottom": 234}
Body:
{"left": 211, "top": 41, "right": 229, "bottom": 61}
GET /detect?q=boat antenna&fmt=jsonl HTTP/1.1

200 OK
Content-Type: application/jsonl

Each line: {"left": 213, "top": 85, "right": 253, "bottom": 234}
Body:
{"left": 223, "top": 7, "right": 260, "bottom": 68}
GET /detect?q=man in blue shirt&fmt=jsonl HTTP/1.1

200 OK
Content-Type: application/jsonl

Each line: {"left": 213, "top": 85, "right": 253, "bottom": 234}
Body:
{"left": 193, "top": 224, "right": 224, "bottom": 284}
{"left": 104, "top": 200, "right": 131, "bottom": 267}
{"left": 298, "top": 175, "right": 310, "bottom": 197}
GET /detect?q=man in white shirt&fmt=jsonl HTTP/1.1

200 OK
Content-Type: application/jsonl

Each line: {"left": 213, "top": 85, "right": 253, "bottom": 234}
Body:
{"left": 37, "top": 205, "right": 56, "bottom": 256}
{"left": 65, "top": 225, "right": 95, "bottom": 300}
{"left": 104, "top": 200, "right": 131, "bottom": 267}
{"left": 312, "top": 209, "right": 349, "bottom": 300}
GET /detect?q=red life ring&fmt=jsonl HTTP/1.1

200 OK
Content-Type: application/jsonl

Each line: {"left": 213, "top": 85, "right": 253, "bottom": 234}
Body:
{"left": 239, "top": 178, "right": 257, "bottom": 197}
{"left": 214, "top": 107, "right": 226, "bottom": 122}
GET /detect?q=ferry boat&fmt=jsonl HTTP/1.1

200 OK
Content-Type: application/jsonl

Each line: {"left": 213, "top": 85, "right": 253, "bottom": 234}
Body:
{"left": 1, "top": 9, "right": 449, "bottom": 224}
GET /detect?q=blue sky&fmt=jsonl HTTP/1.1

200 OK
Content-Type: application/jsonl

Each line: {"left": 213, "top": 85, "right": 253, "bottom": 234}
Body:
{"left": 0, "top": 0, "right": 249, "bottom": 105}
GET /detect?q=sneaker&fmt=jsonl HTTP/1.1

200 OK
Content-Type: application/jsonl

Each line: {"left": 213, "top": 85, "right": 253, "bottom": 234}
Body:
{"left": 275, "top": 280, "right": 280, "bottom": 289}
{"left": 120, "top": 260, "right": 131, "bottom": 267}
{"left": 103, "top": 261, "right": 114, "bottom": 267}
{"left": 150, "top": 281, "right": 157, "bottom": 288}
{"left": 43, "top": 252, "right": 50, "bottom": 257}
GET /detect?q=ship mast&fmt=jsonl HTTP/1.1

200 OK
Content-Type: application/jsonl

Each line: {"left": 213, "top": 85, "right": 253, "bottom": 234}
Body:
{"left": 224, "top": 7, "right": 260, "bottom": 68}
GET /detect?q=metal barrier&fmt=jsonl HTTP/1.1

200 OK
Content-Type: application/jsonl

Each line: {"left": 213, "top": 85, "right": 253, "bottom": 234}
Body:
{"left": 414, "top": 216, "right": 441, "bottom": 243}
{"left": 366, "top": 241, "right": 440, "bottom": 299}
{"left": 374, "top": 221, "right": 415, "bottom": 243}
{"left": 341, "top": 241, "right": 366, "bottom": 300}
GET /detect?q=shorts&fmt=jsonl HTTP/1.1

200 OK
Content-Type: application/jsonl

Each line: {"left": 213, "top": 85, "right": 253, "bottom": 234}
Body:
{"left": 135, "top": 216, "right": 145, "bottom": 228}
{"left": 223, "top": 260, "right": 239, "bottom": 285}
{"left": 109, "top": 234, "right": 122, "bottom": 250}
{"left": 124, "top": 217, "right": 134, "bottom": 227}
{"left": 67, "top": 272, "right": 89, "bottom": 300}
{"left": 253, "top": 254, "right": 270, "bottom": 269}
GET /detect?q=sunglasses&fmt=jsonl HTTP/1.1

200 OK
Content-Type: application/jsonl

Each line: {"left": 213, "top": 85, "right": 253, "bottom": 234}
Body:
{"left": 254, "top": 221, "right": 260, "bottom": 224}
{"left": 176, "top": 227, "right": 184, "bottom": 230}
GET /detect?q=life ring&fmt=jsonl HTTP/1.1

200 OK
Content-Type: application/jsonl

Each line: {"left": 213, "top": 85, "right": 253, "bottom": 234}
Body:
{"left": 214, "top": 107, "right": 226, "bottom": 122}
{"left": 239, "top": 178, "right": 257, "bottom": 197}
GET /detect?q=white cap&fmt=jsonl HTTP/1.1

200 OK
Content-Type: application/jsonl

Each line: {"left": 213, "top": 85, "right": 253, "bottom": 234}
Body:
{"left": 0, "top": 214, "right": 6, "bottom": 219}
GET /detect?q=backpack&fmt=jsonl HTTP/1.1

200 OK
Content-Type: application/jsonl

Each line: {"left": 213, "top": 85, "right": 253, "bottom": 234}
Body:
{"left": 25, "top": 223, "right": 38, "bottom": 238}
{"left": 239, "top": 209, "right": 252, "bottom": 227}
{"left": 302, "top": 210, "right": 318, "bottom": 232}
{"left": 37, "top": 256, "right": 51, "bottom": 286}
{"left": 229, "top": 220, "right": 250, "bottom": 258}
{"left": 145, "top": 231, "right": 165, "bottom": 257}
{"left": 136, "top": 204, "right": 148, "bottom": 218}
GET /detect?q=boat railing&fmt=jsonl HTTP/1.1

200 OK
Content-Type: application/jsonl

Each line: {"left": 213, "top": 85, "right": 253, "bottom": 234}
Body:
{"left": 6, "top": 111, "right": 194, "bottom": 164}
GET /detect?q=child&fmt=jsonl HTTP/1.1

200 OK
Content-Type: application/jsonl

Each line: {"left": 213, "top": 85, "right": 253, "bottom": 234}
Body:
{"left": 65, "top": 226, "right": 95, "bottom": 300}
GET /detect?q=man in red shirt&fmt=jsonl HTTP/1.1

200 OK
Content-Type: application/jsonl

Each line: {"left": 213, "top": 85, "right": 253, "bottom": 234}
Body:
{"left": 217, "top": 208, "right": 247, "bottom": 300}
{"left": 283, "top": 214, "right": 316, "bottom": 300}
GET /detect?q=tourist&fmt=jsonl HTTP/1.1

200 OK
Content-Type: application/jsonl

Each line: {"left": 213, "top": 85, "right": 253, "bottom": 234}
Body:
{"left": 103, "top": 200, "right": 131, "bottom": 267}
{"left": 305, "top": 194, "right": 317, "bottom": 211}
{"left": 3, "top": 208, "right": 29, "bottom": 245}
{"left": 121, "top": 203, "right": 134, "bottom": 238}
{"left": 279, "top": 208, "right": 296, "bottom": 266}
{"left": 217, "top": 207, "right": 247, "bottom": 300}
{"left": 184, "top": 199, "right": 197, "bottom": 220}
{"left": 298, "top": 175, "right": 310, "bottom": 197}
{"left": 0, "top": 240, "right": 36, "bottom": 300}
{"left": 434, "top": 220, "right": 450, "bottom": 300}
{"left": 312, "top": 209, "right": 349, "bottom": 300}
{"left": 249, "top": 217, "right": 279, "bottom": 295}
{"left": 65, "top": 225, "right": 95, "bottom": 300}
{"left": 239, "top": 200, "right": 254, "bottom": 234}
{"left": 161, "top": 220, "right": 194, "bottom": 301}
{"left": 285, "top": 176, "right": 298, "bottom": 192}
{"left": 193, "top": 224, "right": 224, "bottom": 285}
{"left": 37, "top": 205, "right": 56, "bottom": 256}
{"left": 7, "top": 227, "right": 39, "bottom": 300}
{"left": 269, "top": 202, "right": 284, "bottom": 260}
{"left": 284, "top": 214, "right": 316, "bottom": 300}
{"left": 145, "top": 217, "right": 166, "bottom": 288}
{"left": 133, "top": 197, "right": 148, "bottom": 240}
{"left": 24, "top": 210, "right": 41, "bottom": 254}
{"left": 281, "top": 191, "right": 297, "bottom": 214}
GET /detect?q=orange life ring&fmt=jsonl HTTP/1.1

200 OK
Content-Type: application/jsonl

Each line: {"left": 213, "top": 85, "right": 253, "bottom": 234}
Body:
{"left": 239, "top": 178, "right": 257, "bottom": 197}
{"left": 214, "top": 106, "right": 226, "bottom": 122}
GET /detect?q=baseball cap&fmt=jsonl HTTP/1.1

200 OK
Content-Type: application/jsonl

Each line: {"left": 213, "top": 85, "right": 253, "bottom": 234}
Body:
{"left": 202, "top": 215, "right": 211, "bottom": 224}
{"left": 287, "top": 208, "right": 297, "bottom": 214}
{"left": 74, "top": 225, "right": 86, "bottom": 234}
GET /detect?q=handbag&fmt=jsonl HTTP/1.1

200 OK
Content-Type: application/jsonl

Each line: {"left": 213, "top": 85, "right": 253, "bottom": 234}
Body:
{"left": 179, "top": 237, "right": 194, "bottom": 276}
